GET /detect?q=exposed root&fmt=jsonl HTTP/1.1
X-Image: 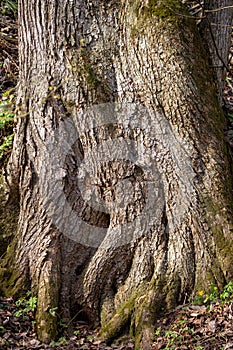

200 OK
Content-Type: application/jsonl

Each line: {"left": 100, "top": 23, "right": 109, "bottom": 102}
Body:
{"left": 36, "top": 260, "right": 60, "bottom": 343}
{"left": 100, "top": 296, "right": 135, "bottom": 343}
{"left": 100, "top": 275, "right": 185, "bottom": 349}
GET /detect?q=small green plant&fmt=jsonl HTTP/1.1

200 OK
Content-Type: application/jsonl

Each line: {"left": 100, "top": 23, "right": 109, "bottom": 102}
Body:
{"left": 203, "top": 284, "right": 219, "bottom": 304}
{"left": 178, "top": 319, "right": 187, "bottom": 327}
{"left": 188, "top": 327, "right": 195, "bottom": 334}
{"left": 228, "top": 113, "right": 233, "bottom": 124}
{"left": 220, "top": 281, "right": 233, "bottom": 303}
{"left": 73, "top": 329, "right": 80, "bottom": 336}
{"left": 14, "top": 292, "right": 37, "bottom": 317}
{"left": 0, "top": 102, "right": 15, "bottom": 129}
{"left": 87, "top": 335, "right": 94, "bottom": 342}
{"left": 0, "top": 325, "right": 6, "bottom": 333}
{"left": 193, "top": 284, "right": 219, "bottom": 305}
{"left": 51, "top": 337, "right": 67, "bottom": 347}
{"left": 2, "top": 340, "right": 9, "bottom": 346}
{"left": 164, "top": 330, "right": 182, "bottom": 349}
{"left": 193, "top": 289, "right": 205, "bottom": 305}
{"left": 0, "top": 112, "right": 14, "bottom": 129}
{"left": 58, "top": 318, "right": 67, "bottom": 328}
{"left": 31, "top": 320, "right": 36, "bottom": 328}
{"left": 0, "top": 133, "right": 14, "bottom": 159}
{"left": 0, "top": 0, "right": 17, "bottom": 16}
{"left": 49, "top": 306, "right": 58, "bottom": 317}
{"left": 0, "top": 92, "right": 15, "bottom": 166}
{"left": 14, "top": 310, "right": 23, "bottom": 317}
{"left": 193, "top": 281, "right": 233, "bottom": 307}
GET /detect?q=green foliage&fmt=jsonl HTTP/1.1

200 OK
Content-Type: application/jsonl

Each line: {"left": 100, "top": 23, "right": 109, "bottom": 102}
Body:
{"left": 14, "top": 291, "right": 37, "bottom": 317}
{"left": 0, "top": 92, "right": 15, "bottom": 166}
{"left": 154, "top": 282, "right": 233, "bottom": 349}
{"left": 58, "top": 318, "right": 67, "bottom": 328}
{"left": 1, "top": 340, "right": 9, "bottom": 346}
{"left": 0, "top": 112, "right": 14, "bottom": 129}
{"left": 49, "top": 307, "right": 58, "bottom": 317}
{"left": 163, "top": 330, "right": 183, "bottom": 349}
{"left": 228, "top": 113, "right": 233, "bottom": 124}
{"left": 87, "top": 335, "right": 94, "bottom": 342}
{"left": 0, "top": 325, "right": 6, "bottom": 333}
{"left": 220, "top": 281, "right": 233, "bottom": 302}
{"left": 50, "top": 337, "right": 67, "bottom": 347}
{"left": 154, "top": 319, "right": 196, "bottom": 349}
{"left": 194, "top": 281, "right": 233, "bottom": 306}
{"left": 203, "top": 285, "right": 219, "bottom": 304}
{"left": 0, "top": 134, "right": 13, "bottom": 160}
{"left": 0, "top": 0, "right": 17, "bottom": 16}
{"left": 0, "top": 97, "right": 15, "bottom": 129}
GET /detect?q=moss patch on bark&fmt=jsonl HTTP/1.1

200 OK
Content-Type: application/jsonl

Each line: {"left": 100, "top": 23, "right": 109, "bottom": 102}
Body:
{"left": 133, "top": 0, "right": 188, "bottom": 25}
{"left": 0, "top": 174, "right": 22, "bottom": 297}
{"left": 0, "top": 175, "right": 19, "bottom": 258}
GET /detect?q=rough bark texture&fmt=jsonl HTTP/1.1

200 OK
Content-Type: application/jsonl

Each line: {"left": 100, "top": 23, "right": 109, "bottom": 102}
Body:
{"left": 1, "top": 0, "right": 233, "bottom": 348}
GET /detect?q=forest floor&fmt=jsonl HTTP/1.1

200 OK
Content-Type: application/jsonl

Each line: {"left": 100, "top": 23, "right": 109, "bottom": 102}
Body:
{"left": 1, "top": 4, "right": 233, "bottom": 350}
{"left": 1, "top": 294, "right": 233, "bottom": 349}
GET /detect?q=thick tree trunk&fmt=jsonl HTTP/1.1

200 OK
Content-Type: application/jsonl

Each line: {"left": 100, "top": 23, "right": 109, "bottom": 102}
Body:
{"left": 1, "top": 0, "right": 233, "bottom": 348}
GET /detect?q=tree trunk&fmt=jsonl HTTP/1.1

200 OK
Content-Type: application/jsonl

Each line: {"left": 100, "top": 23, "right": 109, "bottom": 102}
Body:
{"left": 200, "top": 0, "right": 233, "bottom": 103}
{"left": 1, "top": 0, "right": 233, "bottom": 348}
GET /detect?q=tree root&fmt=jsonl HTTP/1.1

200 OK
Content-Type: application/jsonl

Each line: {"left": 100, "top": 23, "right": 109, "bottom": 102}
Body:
{"left": 100, "top": 276, "right": 183, "bottom": 349}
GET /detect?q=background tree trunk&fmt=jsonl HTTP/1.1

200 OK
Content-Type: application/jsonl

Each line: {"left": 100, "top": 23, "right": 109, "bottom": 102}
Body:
{"left": 200, "top": 0, "right": 233, "bottom": 103}
{"left": 1, "top": 0, "right": 233, "bottom": 348}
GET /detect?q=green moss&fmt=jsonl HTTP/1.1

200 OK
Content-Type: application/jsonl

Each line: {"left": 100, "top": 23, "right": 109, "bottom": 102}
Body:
{"left": 0, "top": 95, "right": 15, "bottom": 168}
{"left": 68, "top": 49, "right": 101, "bottom": 91}
{"left": 133, "top": 278, "right": 170, "bottom": 348}
{"left": 36, "top": 308, "right": 57, "bottom": 343}
{"left": 134, "top": 0, "right": 187, "bottom": 23}
{"left": 83, "top": 61, "right": 100, "bottom": 90}
{"left": 0, "top": 193, "right": 19, "bottom": 257}
{"left": 192, "top": 180, "right": 233, "bottom": 293}
{"left": 100, "top": 295, "right": 136, "bottom": 343}
{"left": 200, "top": 193, "right": 233, "bottom": 285}
{"left": 134, "top": 295, "right": 156, "bottom": 347}
{"left": 149, "top": 0, "right": 186, "bottom": 18}
{"left": 101, "top": 276, "right": 189, "bottom": 347}
{"left": 36, "top": 279, "right": 59, "bottom": 343}
{"left": 0, "top": 174, "right": 21, "bottom": 297}
{"left": 67, "top": 47, "right": 111, "bottom": 104}
{"left": 100, "top": 297, "right": 116, "bottom": 327}
{"left": 130, "top": 0, "right": 190, "bottom": 40}
{"left": 0, "top": 236, "right": 30, "bottom": 298}
{"left": 163, "top": 275, "right": 181, "bottom": 310}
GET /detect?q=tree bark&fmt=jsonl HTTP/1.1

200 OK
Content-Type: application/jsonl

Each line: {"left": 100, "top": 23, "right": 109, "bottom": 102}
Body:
{"left": 200, "top": 0, "right": 233, "bottom": 103}
{"left": 1, "top": 0, "right": 233, "bottom": 348}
